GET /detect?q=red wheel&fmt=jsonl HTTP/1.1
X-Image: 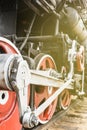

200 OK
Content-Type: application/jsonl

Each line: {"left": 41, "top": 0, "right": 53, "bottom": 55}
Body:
{"left": 76, "top": 46, "right": 84, "bottom": 72}
{"left": 0, "top": 91, "right": 16, "bottom": 122}
{"left": 0, "top": 37, "right": 20, "bottom": 54}
{"left": 34, "top": 53, "right": 58, "bottom": 124}
{"left": 59, "top": 89, "right": 71, "bottom": 110}
{"left": 0, "top": 37, "right": 21, "bottom": 130}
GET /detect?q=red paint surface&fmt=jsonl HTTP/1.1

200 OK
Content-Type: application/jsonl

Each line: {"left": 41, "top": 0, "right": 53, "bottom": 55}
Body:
{"left": 0, "top": 39, "right": 22, "bottom": 130}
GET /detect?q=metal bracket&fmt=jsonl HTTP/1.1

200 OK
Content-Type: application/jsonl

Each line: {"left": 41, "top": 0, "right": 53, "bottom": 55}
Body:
{"left": 10, "top": 57, "right": 31, "bottom": 117}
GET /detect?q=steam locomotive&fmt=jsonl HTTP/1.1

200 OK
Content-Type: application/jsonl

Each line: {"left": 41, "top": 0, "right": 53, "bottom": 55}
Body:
{"left": 0, "top": 0, "right": 87, "bottom": 130}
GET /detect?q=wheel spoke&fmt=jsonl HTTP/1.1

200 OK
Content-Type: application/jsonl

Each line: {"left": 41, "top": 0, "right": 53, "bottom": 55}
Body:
{"left": 34, "top": 53, "right": 58, "bottom": 123}
{"left": 59, "top": 89, "right": 71, "bottom": 110}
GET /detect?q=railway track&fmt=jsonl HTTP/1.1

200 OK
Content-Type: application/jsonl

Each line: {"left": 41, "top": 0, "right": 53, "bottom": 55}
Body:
{"left": 31, "top": 96, "right": 87, "bottom": 130}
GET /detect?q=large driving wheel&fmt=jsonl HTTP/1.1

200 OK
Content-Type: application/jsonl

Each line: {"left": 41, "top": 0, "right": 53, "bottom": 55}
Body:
{"left": 34, "top": 53, "right": 58, "bottom": 124}
{"left": 0, "top": 37, "right": 21, "bottom": 130}
{"left": 58, "top": 89, "right": 71, "bottom": 110}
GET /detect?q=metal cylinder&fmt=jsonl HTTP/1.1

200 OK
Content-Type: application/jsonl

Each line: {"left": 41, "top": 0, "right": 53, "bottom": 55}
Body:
{"left": 65, "top": 7, "right": 87, "bottom": 43}
{"left": 0, "top": 54, "right": 22, "bottom": 90}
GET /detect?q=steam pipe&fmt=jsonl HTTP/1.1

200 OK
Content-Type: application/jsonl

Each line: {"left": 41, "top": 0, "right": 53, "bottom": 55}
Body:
{"left": 16, "top": 35, "right": 64, "bottom": 43}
